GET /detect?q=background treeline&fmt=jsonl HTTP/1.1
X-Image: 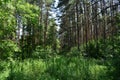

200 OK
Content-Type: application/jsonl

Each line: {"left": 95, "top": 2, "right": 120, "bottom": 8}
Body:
{"left": 58, "top": 0, "right": 120, "bottom": 53}
{"left": 0, "top": 0, "right": 120, "bottom": 80}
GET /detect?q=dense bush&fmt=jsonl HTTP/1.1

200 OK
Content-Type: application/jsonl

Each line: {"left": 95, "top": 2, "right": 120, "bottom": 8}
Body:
{"left": 0, "top": 40, "right": 20, "bottom": 59}
{"left": 106, "top": 35, "right": 120, "bottom": 80}
{"left": 67, "top": 47, "right": 82, "bottom": 57}
{"left": 32, "top": 46, "right": 56, "bottom": 59}
{"left": 0, "top": 57, "right": 108, "bottom": 80}
{"left": 45, "top": 56, "right": 107, "bottom": 80}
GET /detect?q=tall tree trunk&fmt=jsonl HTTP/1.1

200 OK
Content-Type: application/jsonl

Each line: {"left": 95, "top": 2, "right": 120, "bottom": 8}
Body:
{"left": 76, "top": 2, "right": 80, "bottom": 50}
{"left": 44, "top": 9, "right": 49, "bottom": 47}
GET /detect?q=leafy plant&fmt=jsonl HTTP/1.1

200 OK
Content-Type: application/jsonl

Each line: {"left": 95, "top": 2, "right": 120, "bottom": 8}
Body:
{"left": 0, "top": 40, "right": 20, "bottom": 59}
{"left": 32, "top": 46, "right": 55, "bottom": 59}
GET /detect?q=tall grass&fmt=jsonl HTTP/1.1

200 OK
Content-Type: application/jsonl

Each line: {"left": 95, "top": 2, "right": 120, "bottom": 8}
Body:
{"left": 46, "top": 56, "right": 107, "bottom": 80}
{"left": 0, "top": 56, "right": 108, "bottom": 80}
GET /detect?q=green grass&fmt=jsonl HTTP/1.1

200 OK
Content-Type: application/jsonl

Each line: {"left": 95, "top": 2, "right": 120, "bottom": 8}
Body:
{"left": 0, "top": 57, "right": 108, "bottom": 80}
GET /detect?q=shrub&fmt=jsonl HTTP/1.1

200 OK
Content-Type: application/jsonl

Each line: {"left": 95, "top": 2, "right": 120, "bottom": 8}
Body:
{"left": 0, "top": 40, "right": 20, "bottom": 59}
{"left": 67, "top": 47, "right": 82, "bottom": 57}
{"left": 32, "top": 46, "right": 56, "bottom": 59}
{"left": 46, "top": 56, "right": 107, "bottom": 80}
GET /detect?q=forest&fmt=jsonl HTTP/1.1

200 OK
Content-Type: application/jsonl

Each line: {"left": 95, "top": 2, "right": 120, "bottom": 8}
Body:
{"left": 0, "top": 0, "right": 120, "bottom": 80}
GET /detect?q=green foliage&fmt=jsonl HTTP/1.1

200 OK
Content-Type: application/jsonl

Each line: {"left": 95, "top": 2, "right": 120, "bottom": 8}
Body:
{"left": 0, "top": 0, "right": 120, "bottom": 80}
{"left": 32, "top": 46, "right": 55, "bottom": 59}
{"left": 0, "top": 57, "right": 108, "bottom": 80}
{"left": 67, "top": 47, "right": 81, "bottom": 57}
{"left": 0, "top": 40, "right": 20, "bottom": 59}
{"left": 47, "top": 23, "right": 57, "bottom": 46}
{"left": 47, "top": 20, "right": 60, "bottom": 52}
{"left": 44, "top": 56, "right": 107, "bottom": 80}
{"left": 107, "top": 58, "right": 120, "bottom": 80}
{"left": 0, "top": 1, "right": 16, "bottom": 39}
{"left": 80, "top": 36, "right": 119, "bottom": 59}
{"left": 83, "top": 40, "right": 104, "bottom": 59}
{"left": 9, "top": 59, "right": 47, "bottom": 80}
{"left": 16, "top": 0, "right": 39, "bottom": 26}
{"left": 0, "top": 61, "right": 10, "bottom": 80}
{"left": 106, "top": 15, "right": 120, "bottom": 80}
{"left": 79, "top": 23, "right": 120, "bottom": 79}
